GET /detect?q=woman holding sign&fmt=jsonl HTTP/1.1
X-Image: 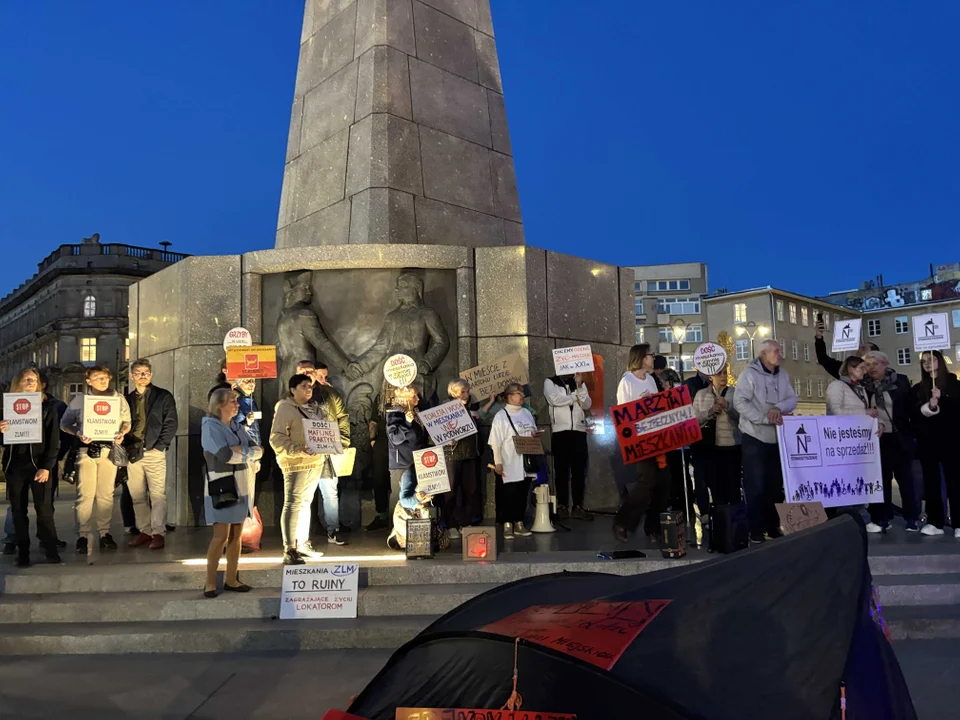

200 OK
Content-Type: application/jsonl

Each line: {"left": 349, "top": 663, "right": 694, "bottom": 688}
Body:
{"left": 488, "top": 383, "right": 539, "bottom": 539}
{"left": 913, "top": 350, "right": 960, "bottom": 538}
{"left": 1, "top": 367, "right": 62, "bottom": 566}
{"left": 60, "top": 366, "right": 132, "bottom": 554}
{"left": 544, "top": 373, "right": 592, "bottom": 520}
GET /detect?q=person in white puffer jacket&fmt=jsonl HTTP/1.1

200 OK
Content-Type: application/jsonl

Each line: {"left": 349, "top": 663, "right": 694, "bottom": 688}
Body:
{"left": 544, "top": 374, "right": 592, "bottom": 521}
{"left": 826, "top": 357, "right": 876, "bottom": 420}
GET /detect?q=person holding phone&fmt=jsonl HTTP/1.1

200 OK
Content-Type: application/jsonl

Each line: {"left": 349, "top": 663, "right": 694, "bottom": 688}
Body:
{"left": 815, "top": 312, "right": 878, "bottom": 379}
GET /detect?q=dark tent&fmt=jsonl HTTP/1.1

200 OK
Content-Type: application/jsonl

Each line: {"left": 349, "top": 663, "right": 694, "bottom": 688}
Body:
{"left": 346, "top": 515, "right": 916, "bottom": 719}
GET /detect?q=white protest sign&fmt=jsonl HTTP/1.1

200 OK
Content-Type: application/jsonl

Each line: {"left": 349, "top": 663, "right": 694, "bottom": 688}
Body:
{"left": 301, "top": 418, "right": 343, "bottom": 455}
{"left": 692, "top": 342, "right": 727, "bottom": 376}
{"left": 383, "top": 354, "right": 418, "bottom": 387}
{"left": 280, "top": 563, "right": 358, "bottom": 620}
{"left": 82, "top": 395, "right": 122, "bottom": 441}
{"left": 831, "top": 319, "right": 862, "bottom": 353}
{"left": 417, "top": 399, "right": 478, "bottom": 446}
{"left": 552, "top": 345, "right": 595, "bottom": 376}
{"left": 777, "top": 415, "right": 883, "bottom": 509}
{"left": 222, "top": 327, "right": 253, "bottom": 351}
{"left": 913, "top": 312, "right": 951, "bottom": 352}
{"left": 2, "top": 392, "right": 42, "bottom": 444}
{"left": 413, "top": 447, "right": 451, "bottom": 496}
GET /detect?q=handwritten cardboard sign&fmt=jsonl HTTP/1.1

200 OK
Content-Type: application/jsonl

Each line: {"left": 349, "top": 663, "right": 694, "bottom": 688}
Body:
{"left": 913, "top": 312, "right": 951, "bottom": 352}
{"left": 512, "top": 435, "right": 545, "bottom": 455}
{"left": 417, "top": 399, "right": 478, "bottom": 446}
{"left": 692, "top": 342, "right": 727, "bottom": 376}
{"left": 413, "top": 447, "right": 451, "bottom": 496}
{"left": 396, "top": 711, "right": 577, "bottom": 720}
{"left": 776, "top": 502, "right": 828, "bottom": 535}
{"left": 82, "top": 395, "right": 122, "bottom": 441}
{"left": 302, "top": 418, "right": 343, "bottom": 455}
{"left": 552, "top": 345, "right": 595, "bottom": 375}
{"left": 831, "top": 318, "right": 862, "bottom": 353}
{"left": 481, "top": 600, "right": 671, "bottom": 670}
{"left": 2, "top": 392, "right": 42, "bottom": 444}
{"left": 460, "top": 353, "right": 528, "bottom": 400}
{"left": 610, "top": 386, "right": 702, "bottom": 465}
{"left": 226, "top": 345, "right": 277, "bottom": 380}
{"left": 384, "top": 353, "right": 418, "bottom": 387}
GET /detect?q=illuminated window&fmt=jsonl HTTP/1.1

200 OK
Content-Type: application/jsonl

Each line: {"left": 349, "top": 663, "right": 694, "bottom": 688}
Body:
{"left": 734, "top": 303, "right": 747, "bottom": 323}
{"left": 635, "top": 324, "right": 644, "bottom": 343}
{"left": 920, "top": 289, "right": 933, "bottom": 301}
{"left": 824, "top": 312, "right": 830, "bottom": 328}
{"left": 83, "top": 295, "right": 96, "bottom": 318}
{"left": 776, "top": 301, "right": 784, "bottom": 322}
{"left": 789, "top": 304, "right": 797, "bottom": 324}
{"left": 81, "top": 337, "right": 97, "bottom": 364}
{"left": 801, "top": 307, "right": 809, "bottom": 327}
{"left": 125, "top": 338, "right": 130, "bottom": 361}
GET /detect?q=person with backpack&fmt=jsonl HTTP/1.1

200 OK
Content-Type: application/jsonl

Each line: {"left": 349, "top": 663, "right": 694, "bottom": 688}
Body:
{"left": 543, "top": 373, "right": 592, "bottom": 521}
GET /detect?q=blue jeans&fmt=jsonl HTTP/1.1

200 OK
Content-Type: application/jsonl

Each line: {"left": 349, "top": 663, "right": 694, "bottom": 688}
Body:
{"left": 390, "top": 467, "right": 419, "bottom": 511}
{"left": 741, "top": 434, "right": 785, "bottom": 537}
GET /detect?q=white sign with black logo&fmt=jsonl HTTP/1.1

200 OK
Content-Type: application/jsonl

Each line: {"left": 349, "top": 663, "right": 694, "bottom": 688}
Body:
{"left": 913, "top": 312, "right": 951, "bottom": 352}
{"left": 776, "top": 415, "right": 883, "bottom": 508}
{"left": 831, "top": 318, "right": 862, "bottom": 353}
{"left": 692, "top": 342, "right": 727, "bottom": 376}
{"left": 280, "top": 563, "right": 358, "bottom": 620}
{"left": 2, "top": 392, "right": 42, "bottom": 445}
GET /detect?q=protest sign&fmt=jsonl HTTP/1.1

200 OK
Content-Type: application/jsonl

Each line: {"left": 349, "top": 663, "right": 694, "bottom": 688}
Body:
{"left": 280, "top": 563, "right": 358, "bottom": 620}
{"left": 611, "top": 386, "right": 702, "bottom": 465}
{"left": 913, "top": 312, "right": 951, "bottom": 352}
{"left": 225, "top": 345, "right": 277, "bottom": 380}
{"left": 222, "top": 327, "right": 252, "bottom": 351}
{"left": 383, "top": 354, "right": 418, "bottom": 387}
{"left": 417, "top": 399, "right": 477, "bottom": 446}
{"left": 82, "top": 395, "right": 122, "bottom": 441}
{"left": 777, "top": 415, "right": 883, "bottom": 508}
{"left": 692, "top": 342, "right": 727, "bottom": 376}
{"left": 459, "top": 353, "right": 528, "bottom": 400}
{"left": 413, "top": 447, "right": 451, "bottom": 496}
{"left": 302, "top": 418, "right": 343, "bottom": 455}
{"left": 2, "top": 392, "right": 42, "bottom": 444}
{"left": 512, "top": 435, "right": 545, "bottom": 455}
{"left": 552, "top": 344, "right": 595, "bottom": 375}
{"left": 482, "top": 600, "right": 671, "bottom": 671}
{"left": 831, "top": 318, "right": 862, "bottom": 353}
{"left": 776, "top": 502, "right": 828, "bottom": 535}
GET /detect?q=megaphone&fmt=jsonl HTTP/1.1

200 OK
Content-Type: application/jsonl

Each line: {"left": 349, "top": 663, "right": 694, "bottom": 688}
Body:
{"left": 530, "top": 484, "right": 556, "bottom": 533}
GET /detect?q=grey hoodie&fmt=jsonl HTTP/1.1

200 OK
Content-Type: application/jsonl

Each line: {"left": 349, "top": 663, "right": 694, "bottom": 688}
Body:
{"left": 733, "top": 358, "right": 798, "bottom": 444}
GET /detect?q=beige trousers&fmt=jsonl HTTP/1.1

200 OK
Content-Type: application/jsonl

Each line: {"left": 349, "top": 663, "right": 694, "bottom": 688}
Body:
{"left": 127, "top": 449, "right": 168, "bottom": 536}
{"left": 75, "top": 452, "right": 119, "bottom": 536}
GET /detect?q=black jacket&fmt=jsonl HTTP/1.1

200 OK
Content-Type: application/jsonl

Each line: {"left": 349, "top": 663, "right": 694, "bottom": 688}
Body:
{"left": 125, "top": 385, "right": 178, "bottom": 452}
{"left": 912, "top": 373, "right": 960, "bottom": 452}
{"left": 1, "top": 395, "right": 61, "bottom": 473}
{"left": 815, "top": 337, "right": 842, "bottom": 380}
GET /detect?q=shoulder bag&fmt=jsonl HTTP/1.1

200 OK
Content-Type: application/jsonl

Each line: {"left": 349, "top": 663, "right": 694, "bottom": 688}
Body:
{"left": 502, "top": 409, "right": 539, "bottom": 474}
{"left": 207, "top": 469, "right": 239, "bottom": 509}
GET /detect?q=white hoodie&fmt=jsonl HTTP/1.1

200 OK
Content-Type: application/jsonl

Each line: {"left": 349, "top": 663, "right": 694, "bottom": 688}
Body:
{"left": 616, "top": 372, "right": 659, "bottom": 405}
{"left": 488, "top": 405, "right": 538, "bottom": 484}
{"left": 543, "top": 378, "right": 592, "bottom": 432}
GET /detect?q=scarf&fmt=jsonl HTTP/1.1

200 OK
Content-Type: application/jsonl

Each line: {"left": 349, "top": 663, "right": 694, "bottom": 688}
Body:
{"left": 862, "top": 368, "right": 898, "bottom": 419}
{"left": 839, "top": 376, "right": 868, "bottom": 409}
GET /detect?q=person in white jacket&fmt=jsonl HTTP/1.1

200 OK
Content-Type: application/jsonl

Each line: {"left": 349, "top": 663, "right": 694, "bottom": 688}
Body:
{"left": 544, "top": 374, "right": 592, "bottom": 521}
{"left": 826, "top": 357, "right": 876, "bottom": 421}
{"left": 488, "top": 383, "right": 539, "bottom": 539}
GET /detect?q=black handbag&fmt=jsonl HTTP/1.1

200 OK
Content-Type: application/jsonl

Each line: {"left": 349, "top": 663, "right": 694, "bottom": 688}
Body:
{"left": 61, "top": 444, "right": 79, "bottom": 485}
{"left": 502, "top": 410, "right": 540, "bottom": 474}
{"left": 207, "top": 471, "right": 239, "bottom": 509}
{"left": 108, "top": 442, "right": 129, "bottom": 467}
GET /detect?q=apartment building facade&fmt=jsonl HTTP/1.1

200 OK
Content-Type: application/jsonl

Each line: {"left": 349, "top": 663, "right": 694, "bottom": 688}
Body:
{"left": 861, "top": 299, "right": 960, "bottom": 384}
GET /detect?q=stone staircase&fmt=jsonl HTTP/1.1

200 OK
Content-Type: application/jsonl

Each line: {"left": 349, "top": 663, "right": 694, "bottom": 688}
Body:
{"left": 0, "top": 547, "right": 957, "bottom": 654}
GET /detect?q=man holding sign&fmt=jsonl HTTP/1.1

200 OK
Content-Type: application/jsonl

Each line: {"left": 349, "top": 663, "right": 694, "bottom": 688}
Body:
{"left": 815, "top": 315, "right": 877, "bottom": 380}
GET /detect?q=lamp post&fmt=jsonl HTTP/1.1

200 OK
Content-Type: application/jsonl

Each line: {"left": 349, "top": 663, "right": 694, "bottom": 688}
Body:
{"left": 735, "top": 321, "right": 770, "bottom": 358}
{"left": 671, "top": 318, "right": 688, "bottom": 380}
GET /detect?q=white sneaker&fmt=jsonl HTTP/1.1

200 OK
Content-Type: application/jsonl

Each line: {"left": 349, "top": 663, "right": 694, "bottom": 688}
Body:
{"left": 515, "top": 522, "right": 533, "bottom": 537}
{"left": 503, "top": 522, "right": 514, "bottom": 540}
{"left": 864, "top": 522, "right": 884, "bottom": 534}
{"left": 447, "top": 527, "right": 460, "bottom": 540}
{"left": 920, "top": 524, "right": 945, "bottom": 537}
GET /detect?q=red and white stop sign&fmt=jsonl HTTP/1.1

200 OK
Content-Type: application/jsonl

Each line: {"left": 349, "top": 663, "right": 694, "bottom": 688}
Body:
{"left": 13, "top": 398, "right": 31, "bottom": 415}
{"left": 93, "top": 401, "right": 111, "bottom": 416}
{"left": 421, "top": 450, "right": 438, "bottom": 468}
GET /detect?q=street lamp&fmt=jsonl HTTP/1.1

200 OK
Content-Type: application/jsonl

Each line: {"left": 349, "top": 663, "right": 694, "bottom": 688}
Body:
{"left": 671, "top": 318, "right": 688, "bottom": 380}
{"left": 735, "top": 321, "right": 770, "bottom": 358}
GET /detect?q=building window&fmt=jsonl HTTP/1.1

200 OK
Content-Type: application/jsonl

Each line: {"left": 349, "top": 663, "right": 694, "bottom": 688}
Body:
{"left": 789, "top": 303, "right": 797, "bottom": 324}
{"left": 794, "top": 378, "right": 801, "bottom": 395}
{"left": 806, "top": 378, "right": 813, "bottom": 397}
{"left": 83, "top": 295, "right": 96, "bottom": 318}
{"left": 67, "top": 383, "right": 84, "bottom": 398}
{"left": 654, "top": 280, "right": 690, "bottom": 291}
{"left": 776, "top": 300, "right": 784, "bottom": 322}
{"left": 81, "top": 337, "right": 97, "bottom": 364}
{"left": 656, "top": 297, "right": 700, "bottom": 315}
{"left": 659, "top": 326, "right": 702, "bottom": 343}
{"left": 895, "top": 316, "right": 909, "bottom": 334}
{"left": 803, "top": 342, "right": 810, "bottom": 362}
{"left": 920, "top": 289, "right": 933, "bottom": 301}
{"left": 635, "top": 324, "right": 644, "bottom": 343}
{"left": 897, "top": 348, "right": 911, "bottom": 366}
{"left": 634, "top": 281, "right": 643, "bottom": 293}
{"left": 867, "top": 318, "right": 881, "bottom": 337}
{"left": 953, "top": 309, "right": 960, "bottom": 328}
{"left": 791, "top": 340, "right": 798, "bottom": 360}
{"left": 824, "top": 312, "right": 830, "bottom": 329}
{"left": 801, "top": 307, "right": 809, "bottom": 327}
{"left": 817, "top": 379, "right": 825, "bottom": 398}
{"left": 734, "top": 303, "right": 747, "bottom": 323}
{"left": 735, "top": 339, "right": 749, "bottom": 361}
{"left": 779, "top": 338, "right": 786, "bottom": 355}
{"left": 667, "top": 355, "right": 694, "bottom": 372}
{"left": 125, "top": 338, "right": 130, "bottom": 362}
{"left": 635, "top": 301, "right": 643, "bottom": 316}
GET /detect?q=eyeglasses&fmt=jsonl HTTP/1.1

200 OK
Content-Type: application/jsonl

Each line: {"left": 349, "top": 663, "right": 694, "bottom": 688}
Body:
{"left": 131, "top": 371, "right": 152, "bottom": 378}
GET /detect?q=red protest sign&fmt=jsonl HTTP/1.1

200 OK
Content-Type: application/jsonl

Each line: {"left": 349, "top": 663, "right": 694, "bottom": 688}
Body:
{"left": 481, "top": 600, "right": 671, "bottom": 670}
{"left": 610, "top": 386, "right": 702, "bottom": 465}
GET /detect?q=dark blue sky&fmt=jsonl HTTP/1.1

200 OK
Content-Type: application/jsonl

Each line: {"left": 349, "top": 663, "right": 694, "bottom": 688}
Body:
{"left": 2, "top": 1, "right": 957, "bottom": 299}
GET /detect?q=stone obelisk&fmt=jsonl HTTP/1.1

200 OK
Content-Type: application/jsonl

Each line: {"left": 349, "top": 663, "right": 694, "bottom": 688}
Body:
{"left": 276, "top": 0, "right": 524, "bottom": 249}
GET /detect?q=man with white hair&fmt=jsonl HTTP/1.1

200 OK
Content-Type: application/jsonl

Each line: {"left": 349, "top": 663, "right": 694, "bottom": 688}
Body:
{"left": 861, "top": 350, "right": 917, "bottom": 533}
{"left": 733, "top": 339, "right": 798, "bottom": 543}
